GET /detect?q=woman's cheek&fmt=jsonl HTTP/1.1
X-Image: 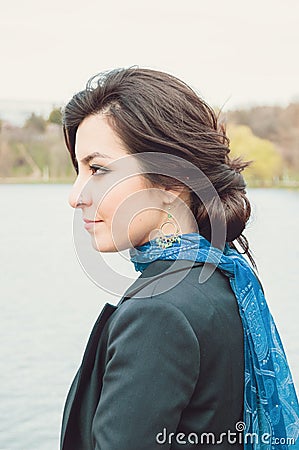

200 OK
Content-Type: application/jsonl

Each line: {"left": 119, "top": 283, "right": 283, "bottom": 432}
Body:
{"left": 98, "top": 187, "right": 126, "bottom": 225}
{"left": 95, "top": 175, "right": 154, "bottom": 230}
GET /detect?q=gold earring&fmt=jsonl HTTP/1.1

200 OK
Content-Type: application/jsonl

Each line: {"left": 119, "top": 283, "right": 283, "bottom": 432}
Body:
{"left": 155, "top": 206, "right": 181, "bottom": 249}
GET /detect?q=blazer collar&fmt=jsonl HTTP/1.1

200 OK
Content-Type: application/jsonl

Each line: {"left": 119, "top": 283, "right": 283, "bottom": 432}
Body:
{"left": 118, "top": 259, "right": 204, "bottom": 306}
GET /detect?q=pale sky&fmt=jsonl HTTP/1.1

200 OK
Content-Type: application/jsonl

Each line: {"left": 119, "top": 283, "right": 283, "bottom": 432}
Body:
{"left": 1, "top": 0, "right": 299, "bottom": 110}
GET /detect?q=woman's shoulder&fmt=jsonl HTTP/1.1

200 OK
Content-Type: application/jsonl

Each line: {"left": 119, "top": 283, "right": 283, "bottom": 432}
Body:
{"left": 130, "top": 260, "right": 239, "bottom": 320}
{"left": 108, "top": 260, "right": 243, "bottom": 347}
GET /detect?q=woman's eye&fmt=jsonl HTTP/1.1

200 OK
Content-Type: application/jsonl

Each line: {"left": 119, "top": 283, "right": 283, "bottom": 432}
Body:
{"left": 89, "top": 164, "right": 110, "bottom": 176}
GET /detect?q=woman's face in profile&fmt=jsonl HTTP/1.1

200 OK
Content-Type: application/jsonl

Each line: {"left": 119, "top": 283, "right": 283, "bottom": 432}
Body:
{"left": 68, "top": 114, "right": 166, "bottom": 252}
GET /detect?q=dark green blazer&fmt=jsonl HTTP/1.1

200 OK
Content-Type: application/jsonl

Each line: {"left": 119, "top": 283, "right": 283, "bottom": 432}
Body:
{"left": 60, "top": 259, "right": 244, "bottom": 449}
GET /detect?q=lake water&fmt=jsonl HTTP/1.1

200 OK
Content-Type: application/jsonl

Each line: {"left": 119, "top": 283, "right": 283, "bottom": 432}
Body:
{"left": 0, "top": 185, "right": 298, "bottom": 450}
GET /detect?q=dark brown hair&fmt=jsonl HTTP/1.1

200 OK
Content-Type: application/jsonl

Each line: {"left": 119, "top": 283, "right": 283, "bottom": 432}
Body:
{"left": 62, "top": 67, "right": 256, "bottom": 269}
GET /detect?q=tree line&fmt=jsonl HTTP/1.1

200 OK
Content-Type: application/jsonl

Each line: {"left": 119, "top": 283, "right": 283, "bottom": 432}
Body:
{"left": 0, "top": 108, "right": 73, "bottom": 182}
{"left": 226, "top": 103, "right": 299, "bottom": 186}
{"left": 0, "top": 104, "right": 298, "bottom": 187}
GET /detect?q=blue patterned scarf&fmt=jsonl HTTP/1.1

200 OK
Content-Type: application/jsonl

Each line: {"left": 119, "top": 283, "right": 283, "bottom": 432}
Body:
{"left": 129, "top": 232, "right": 299, "bottom": 449}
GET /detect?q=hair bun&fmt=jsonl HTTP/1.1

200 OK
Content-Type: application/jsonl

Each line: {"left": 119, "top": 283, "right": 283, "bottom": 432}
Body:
{"left": 222, "top": 190, "right": 251, "bottom": 242}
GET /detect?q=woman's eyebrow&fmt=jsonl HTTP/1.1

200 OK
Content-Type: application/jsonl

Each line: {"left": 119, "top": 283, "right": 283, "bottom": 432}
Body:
{"left": 80, "top": 151, "right": 113, "bottom": 165}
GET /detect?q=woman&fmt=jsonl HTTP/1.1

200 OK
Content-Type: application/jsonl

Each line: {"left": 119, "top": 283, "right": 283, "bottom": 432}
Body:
{"left": 60, "top": 67, "right": 299, "bottom": 450}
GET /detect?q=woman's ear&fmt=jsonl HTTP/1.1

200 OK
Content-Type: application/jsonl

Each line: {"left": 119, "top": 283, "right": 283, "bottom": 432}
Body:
{"left": 161, "top": 184, "right": 189, "bottom": 206}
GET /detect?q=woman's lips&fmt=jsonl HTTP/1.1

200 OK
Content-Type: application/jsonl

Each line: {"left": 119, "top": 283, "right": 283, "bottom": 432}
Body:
{"left": 83, "top": 218, "right": 103, "bottom": 230}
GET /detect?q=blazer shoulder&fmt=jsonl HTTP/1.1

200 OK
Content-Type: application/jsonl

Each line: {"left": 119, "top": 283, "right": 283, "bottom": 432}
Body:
{"left": 143, "top": 264, "right": 243, "bottom": 345}
{"left": 109, "top": 263, "right": 242, "bottom": 352}
{"left": 107, "top": 296, "right": 199, "bottom": 343}
{"left": 147, "top": 264, "right": 236, "bottom": 314}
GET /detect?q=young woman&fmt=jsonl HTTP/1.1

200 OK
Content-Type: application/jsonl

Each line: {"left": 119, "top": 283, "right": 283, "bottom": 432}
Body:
{"left": 60, "top": 67, "right": 299, "bottom": 450}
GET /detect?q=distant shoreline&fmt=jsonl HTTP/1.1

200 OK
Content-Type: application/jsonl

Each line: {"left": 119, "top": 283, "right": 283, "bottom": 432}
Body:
{"left": 1, "top": 177, "right": 299, "bottom": 190}
{"left": 0, "top": 178, "right": 73, "bottom": 184}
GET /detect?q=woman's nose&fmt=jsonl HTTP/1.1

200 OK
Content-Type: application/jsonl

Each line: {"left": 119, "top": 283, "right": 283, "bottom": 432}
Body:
{"left": 69, "top": 190, "right": 83, "bottom": 209}
{"left": 68, "top": 178, "right": 91, "bottom": 209}
{"left": 68, "top": 188, "right": 82, "bottom": 209}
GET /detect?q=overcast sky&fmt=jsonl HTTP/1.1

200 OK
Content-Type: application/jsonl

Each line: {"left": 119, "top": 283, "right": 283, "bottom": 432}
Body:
{"left": 1, "top": 0, "right": 299, "bottom": 110}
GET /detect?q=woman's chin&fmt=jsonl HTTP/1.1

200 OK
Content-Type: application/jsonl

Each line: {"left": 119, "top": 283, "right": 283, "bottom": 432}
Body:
{"left": 90, "top": 236, "right": 109, "bottom": 252}
{"left": 90, "top": 234, "right": 118, "bottom": 253}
